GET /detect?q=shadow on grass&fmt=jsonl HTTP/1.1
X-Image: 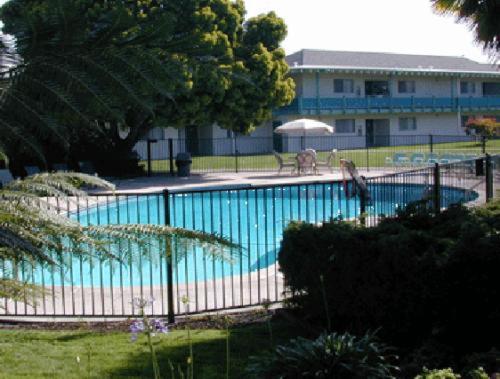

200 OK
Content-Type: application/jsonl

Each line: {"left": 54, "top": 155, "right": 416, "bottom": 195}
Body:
{"left": 106, "top": 318, "right": 301, "bottom": 379}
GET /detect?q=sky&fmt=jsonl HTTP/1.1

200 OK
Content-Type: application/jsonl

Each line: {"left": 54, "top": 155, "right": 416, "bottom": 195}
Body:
{"left": 244, "top": 0, "right": 490, "bottom": 63}
{"left": 0, "top": 0, "right": 490, "bottom": 63}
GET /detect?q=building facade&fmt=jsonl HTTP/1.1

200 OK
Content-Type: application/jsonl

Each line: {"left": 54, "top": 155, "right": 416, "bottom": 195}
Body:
{"left": 136, "top": 49, "right": 500, "bottom": 158}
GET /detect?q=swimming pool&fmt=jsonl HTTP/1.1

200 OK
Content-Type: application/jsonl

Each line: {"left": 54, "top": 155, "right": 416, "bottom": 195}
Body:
{"left": 22, "top": 181, "right": 476, "bottom": 290}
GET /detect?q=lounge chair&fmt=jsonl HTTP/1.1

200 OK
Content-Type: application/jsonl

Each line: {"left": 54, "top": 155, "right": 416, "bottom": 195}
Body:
{"left": 0, "top": 169, "right": 14, "bottom": 188}
{"left": 24, "top": 165, "right": 40, "bottom": 176}
{"left": 315, "top": 149, "right": 337, "bottom": 173}
{"left": 387, "top": 152, "right": 410, "bottom": 167}
{"left": 426, "top": 153, "right": 440, "bottom": 165}
{"left": 273, "top": 151, "right": 296, "bottom": 175}
{"left": 409, "top": 153, "right": 425, "bottom": 167}
{"left": 296, "top": 150, "right": 317, "bottom": 175}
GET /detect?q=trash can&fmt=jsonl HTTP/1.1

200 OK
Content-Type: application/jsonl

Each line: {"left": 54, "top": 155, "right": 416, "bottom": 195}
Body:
{"left": 175, "top": 152, "right": 192, "bottom": 177}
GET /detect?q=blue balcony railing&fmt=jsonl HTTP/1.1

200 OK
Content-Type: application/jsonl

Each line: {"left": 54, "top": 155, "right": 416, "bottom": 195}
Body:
{"left": 275, "top": 96, "right": 500, "bottom": 115}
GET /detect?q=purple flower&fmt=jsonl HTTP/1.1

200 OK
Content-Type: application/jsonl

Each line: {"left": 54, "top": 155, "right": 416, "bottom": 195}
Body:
{"left": 152, "top": 319, "right": 169, "bottom": 334}
{"left": 130, "top": 320, "right": 145, "bottom": 342}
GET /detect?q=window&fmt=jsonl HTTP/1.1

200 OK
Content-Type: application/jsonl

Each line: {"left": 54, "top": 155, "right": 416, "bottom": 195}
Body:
{"left": 335, "top": 119, "right": 355, "bottom": 133}
{"left": 398, "top": 80, "right": 416, "bottom": 93}
{"left": 365, "top": 81, "right": 390, "bottom": 96}
{"left": 399, "top": 117, "right": 417, "bottom": 131}
{"left": 483, "top": 82, "right": 500, "bottom": 96}
{"left": 334, "top": 79, "right": 354, "bottom": 93}
{"left": 460, "top": 81, "right": 476, "bottom": 94}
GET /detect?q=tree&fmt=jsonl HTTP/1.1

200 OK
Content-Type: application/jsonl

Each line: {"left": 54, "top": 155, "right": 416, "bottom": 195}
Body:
{"left": 465, "top": 116, "right": 500, "bottom": 137}
{"left": 0, "top": 0, "right": 295, "bottom": 175}
{"left": 431, "top": 0, "right": 500, "bottom": 56}
{"left": 0, "top": 172, "right": 235, "bottom": 305}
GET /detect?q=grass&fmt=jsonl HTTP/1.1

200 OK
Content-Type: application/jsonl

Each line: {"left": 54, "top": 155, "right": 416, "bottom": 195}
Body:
{"left": 0, "top": 318, "right": 299, "bottom": 379}
{"left": 143, "top": 139, "right": 500, "bottom": 173}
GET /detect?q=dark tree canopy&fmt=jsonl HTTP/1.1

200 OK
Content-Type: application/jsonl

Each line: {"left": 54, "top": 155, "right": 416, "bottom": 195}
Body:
{"left": 0, "top": 0, "right": 295, "bottom": 174}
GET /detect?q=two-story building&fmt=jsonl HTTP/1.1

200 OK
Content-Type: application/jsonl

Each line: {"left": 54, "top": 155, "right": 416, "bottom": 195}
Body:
{"left": 136, "top": 49, "right": 500, "bottom": 158}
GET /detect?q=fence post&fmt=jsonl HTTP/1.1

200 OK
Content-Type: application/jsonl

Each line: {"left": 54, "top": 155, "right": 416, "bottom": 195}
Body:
{"left": 429, "top": 134, "right": 433, "bottom": 153}
{"left": 146, "top": 139, "right": 153, "bottom": 177}
{"left": 168, "top": 138, "right": 174, "bottom": 176}
{"left": 481, "top": 135, "right": 486, "bottom": 154}
{"left": 433, "top": 163, "right": 441, "bottom": 214}
{"left": 234, "top": 136, "right": 239, "bottom": 173}
{"left": 359, "top": 187, "right": 367, "bottom": 226}
{"left": 163, "top": 189, "right": 175, "bottom": 323}
{"left": 485, "top": 154, "right": 493, "bottom": 202}
{"left": 365, "top": 146, "right": 370, "bottom": 172}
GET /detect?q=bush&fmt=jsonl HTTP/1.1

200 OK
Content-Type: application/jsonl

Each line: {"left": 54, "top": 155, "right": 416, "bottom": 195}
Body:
{"left": 246, "top": 331, "right": 398, "bottom": 379}
{"left": 414, "top": 367, "right": 489, "bottom": 379}
{"left": 278, "top": 201, "right": 500, "bottom": 350}
{"left": 415, "top": 368, "right": 460, "bottom": 379}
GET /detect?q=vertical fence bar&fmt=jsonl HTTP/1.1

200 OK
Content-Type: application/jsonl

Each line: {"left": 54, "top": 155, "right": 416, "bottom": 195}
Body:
{"left": 481, "top": 135, "right": 486, "bottom": 154}
{"left": 485, "top": 154, "right": 493, "bottom": 202}
{"left": 429, "top": 134, "right": 433, "bottom": 153}
{"left": 433, "top": 163, "right": 441, "bottom": 214}
{"left": 163, "top": 189, "right": 175, "bottom": 323}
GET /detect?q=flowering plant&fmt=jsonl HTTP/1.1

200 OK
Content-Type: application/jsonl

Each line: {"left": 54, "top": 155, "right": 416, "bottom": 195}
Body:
{"left": 130, "top": 298, "right": 168, "bottom": 379}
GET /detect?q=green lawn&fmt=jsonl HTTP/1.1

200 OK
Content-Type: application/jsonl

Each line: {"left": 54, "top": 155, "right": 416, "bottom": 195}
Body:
{"left": 0, "top": 318, "right": 298, "bottom": 379}
{"left": 142, "top": 139, "right": 500, "bottom": 173}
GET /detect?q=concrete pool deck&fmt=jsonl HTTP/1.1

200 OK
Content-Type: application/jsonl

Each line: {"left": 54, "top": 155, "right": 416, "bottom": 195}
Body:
{"left": 108, "top": 168, "right": 392, "bottom": 194}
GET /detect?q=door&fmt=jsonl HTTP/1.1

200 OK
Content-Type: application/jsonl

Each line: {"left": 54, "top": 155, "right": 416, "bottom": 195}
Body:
{"left": 272, "top": 121, "right": 283, "bottom": 152}
{"left": 186, "top": 125, "right": 199, "bottom": 155}
{"left": 366, "top": 120, "right": 375, "bottom": 147}
{"left": 366, "top": 119, "right": 390, "bottom": 147}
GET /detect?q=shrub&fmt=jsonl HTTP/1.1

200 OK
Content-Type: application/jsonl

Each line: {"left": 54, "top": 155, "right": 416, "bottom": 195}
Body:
{"left": 279, "top": 201, "right": 500, "bottom": 350}
{"left": 415, "top": 368, "right": 460, "bottom": 379}
{"left": 246, "top": 331, "right": 399, "bottom": 379}
{"left": 414, "top": 367, "right": 489, "bottom": 379}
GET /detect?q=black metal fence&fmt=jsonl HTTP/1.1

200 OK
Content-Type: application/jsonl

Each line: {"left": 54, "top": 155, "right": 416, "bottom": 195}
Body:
{"left": 134, "top": 135, "right": 499, "bottom": 175}
{"left": 0, "top": 155, "right": 497, "bottom": 319}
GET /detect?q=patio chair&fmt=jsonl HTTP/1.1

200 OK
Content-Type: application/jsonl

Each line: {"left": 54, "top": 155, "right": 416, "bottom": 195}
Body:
{"left": 0, "top": 169, "right": 14, "bottom": 188}
{"left": 273, "top": 151, "right": 296, "bottom": 175}
{"left": 389, "top": 152, "right": 410, "bottom": 167}
{"left": 24, "top": 165, "right": 40, "bottom": 176}
{"left": 315, "top": 149, "right": 337, "bottom": 173}
{"left": 296, "top": 150, "right": 317, "bottom": 175}
{"left": 410, "top": 153, "right": 425, "bottom": 167}
{"left": 426, "top": 153, "right": 440, "bottom": 165}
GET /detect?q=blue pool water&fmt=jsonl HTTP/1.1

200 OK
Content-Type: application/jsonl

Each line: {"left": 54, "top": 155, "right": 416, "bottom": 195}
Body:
{"left": 17, "top": 182, "right": 477, "bottom": 288}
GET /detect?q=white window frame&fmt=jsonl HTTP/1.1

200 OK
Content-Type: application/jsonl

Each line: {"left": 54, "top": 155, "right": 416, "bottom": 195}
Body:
{"left": 335, "top": 119, "right": 356, "bottom": 133}
{"left": 460, "top": 81, "right": 476, "bottom": 95}
{"left": 398, "top": 117, "right": 417, "bottom": 131}
{"left": 333, "top": 79, "right": 354, "bottom": 94}
{"left": 398, "top": 80, "right": 416, "bottom": 94}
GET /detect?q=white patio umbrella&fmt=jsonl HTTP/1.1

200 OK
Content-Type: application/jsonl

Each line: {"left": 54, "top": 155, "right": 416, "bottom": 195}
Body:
{"left": 273, "top": 118, "right": 334, "bottom": 136}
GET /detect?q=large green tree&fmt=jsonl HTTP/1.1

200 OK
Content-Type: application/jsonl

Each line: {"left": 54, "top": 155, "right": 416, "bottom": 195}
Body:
{"left": 431, "top": 0, "right": 500, "bottom": 56}
{"left": 0, "top": 0, "right": 294, "bottom": 175}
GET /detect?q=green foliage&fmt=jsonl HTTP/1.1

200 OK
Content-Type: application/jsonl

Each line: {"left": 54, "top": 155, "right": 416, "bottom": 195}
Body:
{"left": 0, "top": 0, "right": 294, "bottom": 174}
{"left": 415, "top": 367, "right": 460, "bottom": 379}
{"left": 414, "top": 366, "right": 489, "bottom": 379}
{"left": 246, "top": 330, "right": 399, "bottom": 379}
{"left": 279, "top": 200, "right": 500, "bottom": 351}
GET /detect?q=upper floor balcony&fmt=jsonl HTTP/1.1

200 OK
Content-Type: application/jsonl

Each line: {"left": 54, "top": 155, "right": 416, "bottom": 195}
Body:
{"left": 275, "top": 96, "right": 500, "bottom": 116}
